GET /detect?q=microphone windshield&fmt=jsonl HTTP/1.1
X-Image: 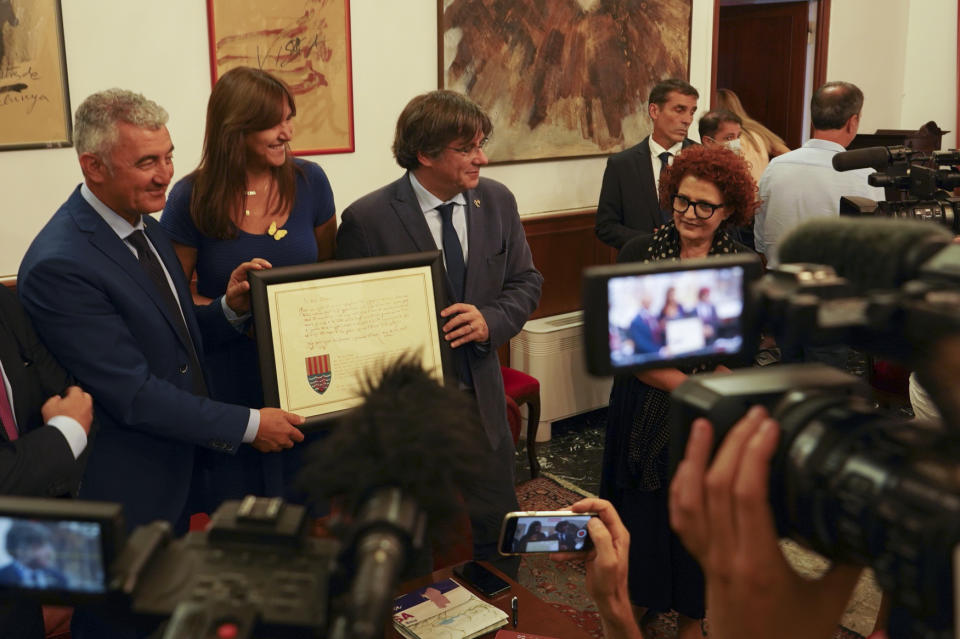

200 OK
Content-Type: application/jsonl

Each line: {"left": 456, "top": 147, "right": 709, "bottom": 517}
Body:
{"left": 779, "top": 218, "right": 952, "bottom": 291}
{"left": 832, "top": 147, "right": 891, "bottom": 172}
{"left": 297, "top": 357, "right": 486, "bottom": 542}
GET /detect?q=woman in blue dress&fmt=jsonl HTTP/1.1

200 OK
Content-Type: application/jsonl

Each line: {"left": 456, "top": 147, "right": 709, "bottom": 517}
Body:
{"left": 160, "top": 66, "right": 336, "bottom": 508}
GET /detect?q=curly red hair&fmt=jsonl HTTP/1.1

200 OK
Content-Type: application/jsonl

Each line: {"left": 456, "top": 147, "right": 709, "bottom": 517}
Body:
{"left": 658, "top": 145, "right": 759, "bottom": 227}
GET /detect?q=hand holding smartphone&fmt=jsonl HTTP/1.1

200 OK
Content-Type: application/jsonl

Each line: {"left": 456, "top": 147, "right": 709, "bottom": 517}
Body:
{"left": 498, "top": 510, "right": 596, "bottom": 555}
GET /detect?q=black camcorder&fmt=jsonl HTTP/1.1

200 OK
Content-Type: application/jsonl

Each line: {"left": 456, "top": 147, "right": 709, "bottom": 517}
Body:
{"left": 834, "top": 145, "right": 960, "bottom": 232}
{"left": 582, "top": 217, "right": 960, "bottom": 638}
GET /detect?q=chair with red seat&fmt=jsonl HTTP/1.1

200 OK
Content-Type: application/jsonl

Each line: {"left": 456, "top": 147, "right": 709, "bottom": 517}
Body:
{"left": 500, "top": 366, "right": 541, "bottom": 478}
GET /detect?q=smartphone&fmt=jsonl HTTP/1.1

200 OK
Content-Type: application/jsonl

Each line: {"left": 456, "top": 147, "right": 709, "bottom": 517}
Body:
{"left": 452, "top": 560, "right": 511, "bottom": 598}
{"left": 498, "top": 511, "right": 596, "bottom": 555}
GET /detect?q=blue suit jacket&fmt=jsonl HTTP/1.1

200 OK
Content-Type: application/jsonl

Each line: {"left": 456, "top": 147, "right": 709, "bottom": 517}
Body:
{"left": 18, "top": 186, "right": 250, "bottom": 530}
{"left": 336, "top": 175, "right": 542, "bottom": 449}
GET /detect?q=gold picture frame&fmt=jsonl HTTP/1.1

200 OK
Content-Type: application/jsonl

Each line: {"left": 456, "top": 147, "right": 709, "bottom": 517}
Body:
{"left": 0, "top": 0, "right": 72, "bottom": 151}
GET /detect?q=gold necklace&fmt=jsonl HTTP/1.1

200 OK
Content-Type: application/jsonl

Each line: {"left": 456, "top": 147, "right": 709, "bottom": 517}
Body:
{"left": 244, "top": 180, "right": 271, "bottom": 216}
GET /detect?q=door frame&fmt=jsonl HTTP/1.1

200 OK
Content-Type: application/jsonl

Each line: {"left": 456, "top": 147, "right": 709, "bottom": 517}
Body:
{"left": 710, "top": 0, "right": 831, "bottom": 107}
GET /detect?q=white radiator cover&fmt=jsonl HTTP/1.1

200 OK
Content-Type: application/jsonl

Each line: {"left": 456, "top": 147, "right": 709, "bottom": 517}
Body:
{"left": 510, "top": 311, "right": 613, "bottom": 442}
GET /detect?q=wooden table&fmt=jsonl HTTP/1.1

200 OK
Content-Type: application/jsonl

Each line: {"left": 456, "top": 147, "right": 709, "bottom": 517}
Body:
{"left": 387, "top": 561, "right": 593, "bottom": 639}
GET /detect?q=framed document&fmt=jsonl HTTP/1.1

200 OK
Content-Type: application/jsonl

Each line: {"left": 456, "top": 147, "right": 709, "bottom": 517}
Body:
{"left": 249, "top": 251, "right": 452, "bottom": 429}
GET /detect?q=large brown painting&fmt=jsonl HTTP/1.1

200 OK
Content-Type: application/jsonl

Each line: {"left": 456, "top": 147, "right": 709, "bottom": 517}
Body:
{"left": 207, "top": 0, "right": 355, "bottom": 155}
{"left": 439, "top": 0, "right": 692, "bottom": 163}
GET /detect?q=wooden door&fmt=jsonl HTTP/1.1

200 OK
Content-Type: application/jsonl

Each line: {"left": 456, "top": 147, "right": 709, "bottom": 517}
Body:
{"left": 717, "top": 1, "right": 809, "bottom": 149}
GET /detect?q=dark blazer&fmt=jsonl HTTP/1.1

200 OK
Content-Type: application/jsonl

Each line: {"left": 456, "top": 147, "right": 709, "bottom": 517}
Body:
{"left": 0, "top": 286, "right": 78, "bottom": 497}
{"left": 336, "top": 174, "right": 543, "bottom": 449}
{"left": 0, "top": 286, "right": 80, "bottom": 639}
{"left": 595, "top": 136, "right": 697, "bottom": 250}
{"left": 18, "top": 186, "right": 250, "bottom": 531}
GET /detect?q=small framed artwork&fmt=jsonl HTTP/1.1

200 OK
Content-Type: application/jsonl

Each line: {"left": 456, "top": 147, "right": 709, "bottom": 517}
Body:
{"left": 249, "top": 251, "right": 453, "bottom": 429}
{"left": 206, "top": 0, "right": 355, "bottom": 155}
{"left": 0, "top": 0, "right": 72, "bottom": 150}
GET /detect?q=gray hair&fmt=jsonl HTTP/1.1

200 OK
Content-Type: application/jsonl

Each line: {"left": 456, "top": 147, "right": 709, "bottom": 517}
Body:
{"left": 74, "top": 89, "right": 169, "bottom": 163}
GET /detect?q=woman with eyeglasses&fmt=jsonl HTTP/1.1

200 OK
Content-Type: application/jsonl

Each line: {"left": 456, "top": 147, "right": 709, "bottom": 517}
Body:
{"left": 599, "top": 144, "right": 759, "bottom": 638}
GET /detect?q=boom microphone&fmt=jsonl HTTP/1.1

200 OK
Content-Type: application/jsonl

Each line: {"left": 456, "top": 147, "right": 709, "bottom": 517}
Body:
{"left": 778, "top": 217, "right": 953, "bottom": 291}
{"left": 832, "top": 145, "right": 912, "bottom": 172}
{"left": 299, "top": 357, "right": 486, "bottom": 639}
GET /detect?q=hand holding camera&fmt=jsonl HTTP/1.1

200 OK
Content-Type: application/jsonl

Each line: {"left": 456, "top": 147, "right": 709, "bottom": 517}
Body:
{"left": 670, "top": 406, "right": 863, "bottom": 639}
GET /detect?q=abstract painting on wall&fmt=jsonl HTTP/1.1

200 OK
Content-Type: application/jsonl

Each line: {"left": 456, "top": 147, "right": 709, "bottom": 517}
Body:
{"left": 208, "top": 0, "right": 355, "bottom": 155}
{"left": 0, "top": 0, "right": 71, "bottom": 151}
{"left": 439, "top": 0, "right": 692, "bottom": 163}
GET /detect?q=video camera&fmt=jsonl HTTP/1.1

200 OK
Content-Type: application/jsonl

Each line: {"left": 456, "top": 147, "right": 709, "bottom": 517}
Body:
{"left": 582, "top": 217, "right": 960, "bottom": 638}
{"left": 0, "top": 489, "right": 421, "bottom": 639}
{"left": 833, "top": 145, "right": 960, "bottom": 232}
{"left": 0, "top": 359, "right": 480, "bottom": 639}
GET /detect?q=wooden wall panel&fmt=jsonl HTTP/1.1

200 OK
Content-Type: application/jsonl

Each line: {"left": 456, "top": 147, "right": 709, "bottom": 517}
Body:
{"left": 523, "top": 209, "right": 617, "bottom": 320}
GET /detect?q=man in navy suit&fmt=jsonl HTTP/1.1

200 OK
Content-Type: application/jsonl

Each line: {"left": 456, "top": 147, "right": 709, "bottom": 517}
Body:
{"left": 595, "top": 78, "right": 699, "bottom": 250}
{"left": 336, "top": 90, "right": 542, "bottom": 577}
{"left": 18, "top": 88, "right": 306, "bottom": 638}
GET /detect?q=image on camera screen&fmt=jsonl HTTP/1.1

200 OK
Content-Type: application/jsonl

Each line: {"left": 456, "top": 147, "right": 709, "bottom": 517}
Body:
{"left": 511, "top": 514, "right": 592, "bottom": 553}
{"left": 607, "top": 265, "right": 745, "bottom": 368}
{"left": 0, "top": 517, "right": 106, "bottom": 593}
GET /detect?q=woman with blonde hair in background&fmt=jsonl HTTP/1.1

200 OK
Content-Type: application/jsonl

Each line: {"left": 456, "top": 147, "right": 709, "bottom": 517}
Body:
{"left": 716, "top": 88, "right": 791, "bottom": 182}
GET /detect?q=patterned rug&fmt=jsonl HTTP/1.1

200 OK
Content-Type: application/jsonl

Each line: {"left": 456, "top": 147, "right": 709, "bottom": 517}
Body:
{"left": 514, "top": 474, "right": 865, "bottom": 639}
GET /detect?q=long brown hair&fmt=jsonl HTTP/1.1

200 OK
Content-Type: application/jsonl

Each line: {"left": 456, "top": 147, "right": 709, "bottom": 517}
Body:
{"left": 191, "top": 67, "right": 301, "bottom": 239}
{"left": 716, "top": 88, "right": 790, "bottom": 157}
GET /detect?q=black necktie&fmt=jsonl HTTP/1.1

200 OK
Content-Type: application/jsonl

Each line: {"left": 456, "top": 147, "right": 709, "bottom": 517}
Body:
{"left": 127, "top": 230, "right": 207, "bottom": 396}
{"left": 658, "top": 151, "right": 673, "bottom": 223}
{"left": 437, "top": 203, "right": 466, "bottom": 302}
{"left": 436, "top": 203, "right": 473, "bottom": 388}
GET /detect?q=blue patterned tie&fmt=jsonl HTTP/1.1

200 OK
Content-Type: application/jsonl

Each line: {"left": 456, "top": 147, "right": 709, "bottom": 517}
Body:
{"left": 437, "top": 202, "right": 472, "bottom": 387}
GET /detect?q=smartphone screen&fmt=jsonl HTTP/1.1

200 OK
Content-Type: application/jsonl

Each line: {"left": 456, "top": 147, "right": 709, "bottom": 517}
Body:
{"left": 453, "top": 561, "right": 511, "bottom": 598}
{"left": 0, "top": 516, "right": 107, "bottom": 594}
{"left": 498, "top": 512, "right": 594, "bottom": 555}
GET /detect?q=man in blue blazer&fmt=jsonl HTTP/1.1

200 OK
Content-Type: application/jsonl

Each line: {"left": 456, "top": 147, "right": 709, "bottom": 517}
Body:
{"left": 595, "top": 78, "right": 699, "bottom": 250}
{"left": 336, "top": 90, "right": 542, "bottom": 577}
{"left": 18, "top": 88, "right": 305, "bottom": 530}
{"left": 19, "top": 87, "right": 307, "bottom": 638}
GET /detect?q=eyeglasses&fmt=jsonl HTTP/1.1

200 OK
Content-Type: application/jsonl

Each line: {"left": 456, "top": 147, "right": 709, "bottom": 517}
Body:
{"left": 671, "top": 194, "right": 725, "bottom": 219}
{"left": 448, "top": 137, "right": 489, "bottom": 156}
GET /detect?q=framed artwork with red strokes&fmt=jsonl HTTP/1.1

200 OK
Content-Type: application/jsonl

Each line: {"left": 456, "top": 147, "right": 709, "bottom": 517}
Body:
{"left": 207, "top": 0, "right": 355, "bottom": 155}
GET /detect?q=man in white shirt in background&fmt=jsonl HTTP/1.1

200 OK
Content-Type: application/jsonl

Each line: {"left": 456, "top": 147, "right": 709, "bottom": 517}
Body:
{"left": 755, "top": 81, "right": 885, "bottom": 267}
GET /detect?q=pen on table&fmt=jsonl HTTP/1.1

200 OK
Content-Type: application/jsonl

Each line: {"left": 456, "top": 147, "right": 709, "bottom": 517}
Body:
{"left": 511, "top": 595, "right": 518, "bottom": 628}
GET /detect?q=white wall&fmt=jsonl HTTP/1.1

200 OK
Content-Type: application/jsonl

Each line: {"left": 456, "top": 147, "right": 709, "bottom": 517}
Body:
{"left": 0, "top": 0, "right": 717, "bottom": 279}
{"left": 827, "top": 0, "right": 956, "bottom": 148}
{"left": 0, "top": 0, "right": 955, "bottom": 278}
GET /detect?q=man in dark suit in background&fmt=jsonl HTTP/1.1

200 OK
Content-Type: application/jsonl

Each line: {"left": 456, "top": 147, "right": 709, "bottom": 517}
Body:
{"left": 18, "top": 89, "right": 305, "bottom": 638}
{"left": 0, "top": 285, "right": 93, "bottom": 638}
{"left": 336, "top": 90, "right": 543, "bottom": 577}
{"left": 595, "top": 78, "right": 699, "bottom": 250}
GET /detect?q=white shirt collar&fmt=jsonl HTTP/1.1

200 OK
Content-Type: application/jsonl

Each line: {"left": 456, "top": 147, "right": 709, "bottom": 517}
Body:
{"left": 408, "top": 172, "right": 467, "bottom": 214}
{"left": 649, "top": 136, "right": 683, "bottom": 158}
{"left": 80, "top": 183, "right": 146, "bottom": 239}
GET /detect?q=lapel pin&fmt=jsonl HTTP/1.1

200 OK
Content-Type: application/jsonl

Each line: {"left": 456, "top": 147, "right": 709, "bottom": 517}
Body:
{"left": 473, "top": 199, "right": 481, "bottom": 207}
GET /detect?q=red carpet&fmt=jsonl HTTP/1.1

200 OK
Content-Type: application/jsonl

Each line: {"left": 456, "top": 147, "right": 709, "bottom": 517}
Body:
{"left": 514, "top": 475, "right": 864, "bottom": 639}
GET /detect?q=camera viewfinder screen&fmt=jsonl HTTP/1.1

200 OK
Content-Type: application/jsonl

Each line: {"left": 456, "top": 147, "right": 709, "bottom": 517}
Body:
{"left": 0, "top": 517, "right": 106, "bottom": 593}
{"left": 511, "top": 514, "right": 592, "bottom": 553}
{"left": 608, "top": 265, "right": 745, "bottom": 368}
